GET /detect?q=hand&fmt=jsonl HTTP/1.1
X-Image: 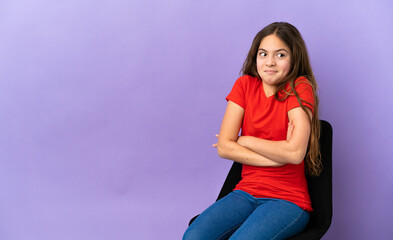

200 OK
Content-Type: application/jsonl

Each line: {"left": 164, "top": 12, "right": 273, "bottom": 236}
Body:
{"left": 287, "top": 121, "right": 294, "bottom": 141}
{"left": 212, "top": 134, "right": 219, "bottom": 148}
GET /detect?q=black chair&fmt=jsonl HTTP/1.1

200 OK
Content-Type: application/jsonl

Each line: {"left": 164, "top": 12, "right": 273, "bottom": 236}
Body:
{"left": 189, "top": 120, "right": 333, "bottom": 240}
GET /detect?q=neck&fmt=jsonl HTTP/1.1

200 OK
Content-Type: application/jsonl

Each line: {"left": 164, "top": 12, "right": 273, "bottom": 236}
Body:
{"left": 262, "top": 82, "right": 276, "bottom": 97}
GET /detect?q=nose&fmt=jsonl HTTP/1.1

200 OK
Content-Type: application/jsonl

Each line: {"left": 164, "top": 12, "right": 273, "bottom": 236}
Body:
{"left": 265, "top": 55, "right": 276, "bottom": 67}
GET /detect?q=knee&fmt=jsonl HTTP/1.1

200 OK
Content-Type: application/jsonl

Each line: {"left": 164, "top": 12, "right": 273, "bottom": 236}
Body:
{"left": 182, "top": 227, "right": 199, "bottom": 240}
{"left": 182, "top": 225, "right": 207, "bottom": 240}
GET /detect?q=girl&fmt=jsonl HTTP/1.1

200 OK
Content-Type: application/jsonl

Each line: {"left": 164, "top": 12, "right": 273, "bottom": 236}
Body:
{"left": 183, "top": 22, "right": 321, "bottom": 240}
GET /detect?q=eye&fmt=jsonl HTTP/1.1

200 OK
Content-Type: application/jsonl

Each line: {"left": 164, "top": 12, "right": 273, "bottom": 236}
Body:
{"left": 277, "top": 53, "right": 285, "bottom": 58}
{"left": 259, "top": 52, "right": 267, "bottom": 57}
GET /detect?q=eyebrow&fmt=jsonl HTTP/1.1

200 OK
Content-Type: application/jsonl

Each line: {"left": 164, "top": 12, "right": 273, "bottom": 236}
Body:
{"left": 258, "top": 48, "right": 289, "bottom": 53}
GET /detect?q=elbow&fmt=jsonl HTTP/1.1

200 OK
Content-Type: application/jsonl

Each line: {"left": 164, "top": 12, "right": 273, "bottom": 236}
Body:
{"left": 217, "top": 145, "right": 228, "bottom": 159}
{"left": 291, "top": 157, "right": 304, "bottom": 165}
{"left": 217, "top": 140, "right": 232, "bottom": 159}
{"left": 288, "top": 149, "right": 307, "bottom": 165}
{"left": 284, "top": 141, "right": 308, "bottom": 164}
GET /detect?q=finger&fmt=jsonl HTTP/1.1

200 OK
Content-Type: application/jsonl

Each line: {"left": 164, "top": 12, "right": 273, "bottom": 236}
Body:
{"left": 286, "top": 122, "right": 294, "bottom": 141}
{"left": 212, "top": 143, "right": 217, "bottom": 148}
{"left": 215, "top": 134, "right": 219, "bottom": 138}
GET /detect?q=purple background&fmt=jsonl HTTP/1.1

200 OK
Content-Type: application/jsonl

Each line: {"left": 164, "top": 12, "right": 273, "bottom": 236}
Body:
{"left": 0, "top": 0, "right": 392, "bottom": 239}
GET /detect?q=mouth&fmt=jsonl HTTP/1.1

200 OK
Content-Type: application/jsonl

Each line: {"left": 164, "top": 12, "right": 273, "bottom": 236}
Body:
{"left": 264, "top": 70, "right": 277, "bottom": 74}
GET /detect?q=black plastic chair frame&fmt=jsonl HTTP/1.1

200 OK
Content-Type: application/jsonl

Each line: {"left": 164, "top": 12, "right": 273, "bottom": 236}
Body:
{"left": 188, "top": 120, "right": 333, "bottom": 240}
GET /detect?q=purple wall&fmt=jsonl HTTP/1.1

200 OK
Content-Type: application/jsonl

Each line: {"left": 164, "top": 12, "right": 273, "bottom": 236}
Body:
{"left": 0, "top": 0, "right": 392, "bottom": 239}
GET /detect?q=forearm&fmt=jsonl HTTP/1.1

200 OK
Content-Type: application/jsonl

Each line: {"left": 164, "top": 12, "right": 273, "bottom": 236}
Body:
{"left": 237, "top": 136, "right": 306, "bottom": 164}
{"left": 217, "top": 140, "right": 284, "bottom": 167}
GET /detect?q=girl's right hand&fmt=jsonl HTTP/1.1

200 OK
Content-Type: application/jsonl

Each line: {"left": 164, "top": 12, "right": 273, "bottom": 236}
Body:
{"left": 212, "top": 134, "right": 219, "bottom": 148}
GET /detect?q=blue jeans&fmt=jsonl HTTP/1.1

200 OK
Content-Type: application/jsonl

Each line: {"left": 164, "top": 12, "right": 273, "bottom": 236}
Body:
{"left": 183, "top": 190, "right": 309, "bottom": 240}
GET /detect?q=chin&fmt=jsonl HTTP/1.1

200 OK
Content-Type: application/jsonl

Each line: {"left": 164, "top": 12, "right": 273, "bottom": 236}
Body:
{"left": 263, "top": 78, "right": 280, "bottom": 84}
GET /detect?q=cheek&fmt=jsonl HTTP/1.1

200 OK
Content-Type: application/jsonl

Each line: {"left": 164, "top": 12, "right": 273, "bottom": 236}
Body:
{"left": 256, "top": 58, "right": 262, "bottom": 68}
{"left": 282, "top": 60, "right": 291, "bottom": 73}
{"left": 256, "top": 59, "right": 263, "bottom": 72}
{"left": 256, "top": 58, "right": 264, "bottom": 70}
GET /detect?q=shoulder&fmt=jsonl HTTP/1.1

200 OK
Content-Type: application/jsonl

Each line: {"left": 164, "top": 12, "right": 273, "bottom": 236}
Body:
{"left": 280, "top": 76, "right": 315, "bottom": 104}
{"left": 286, "top": 76, "right": 315, "bottom": 112}
{"left": 295, "top": 76, "right": 310, "bottom": 84}
{"left": 295, "top": 77, "right": 314, "bottom": 97}
{"left": 235, "top": 75, "right": 259, "bottom": 89}
{"left": 237, "top": 74, "right": 258, "bottom": 84}
{"left": 283, "top": 76, "right": 313, "bottom": 94}
{"left": 293, "top": 76, "right": 312, "bottom": 88}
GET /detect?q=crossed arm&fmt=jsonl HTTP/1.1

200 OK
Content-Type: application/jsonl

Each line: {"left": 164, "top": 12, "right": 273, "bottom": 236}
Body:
{"left": 214, "top": 101, "right": 312, "bottom": 167}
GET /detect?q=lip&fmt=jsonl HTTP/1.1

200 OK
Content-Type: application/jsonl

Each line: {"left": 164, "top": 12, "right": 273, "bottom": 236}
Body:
{"left": 264, "top": 70, "right": 277, "bottom": 74}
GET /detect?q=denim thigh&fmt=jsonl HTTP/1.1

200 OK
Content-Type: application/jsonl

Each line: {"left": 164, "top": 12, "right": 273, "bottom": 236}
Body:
{"left": 182, "top": 190, "right": 255, "bottom": 240}
{"left": 183, "top": 190, "right": 309, "bottom": 240}
{"left": 229, "top": 191, "right": 309, "bottom": 240}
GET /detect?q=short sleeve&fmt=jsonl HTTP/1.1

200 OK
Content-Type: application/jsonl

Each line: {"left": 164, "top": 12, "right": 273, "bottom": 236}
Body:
{"left": 225, "top": 76, "right": 246, "bottom": 109}
{"left": 287, "top": 77, "right": 315, "bottom": 113}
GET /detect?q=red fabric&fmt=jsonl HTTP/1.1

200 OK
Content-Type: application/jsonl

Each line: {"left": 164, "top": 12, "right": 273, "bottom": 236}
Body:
{"left": 225, "top": 75, "right": 314, "bottom": 211}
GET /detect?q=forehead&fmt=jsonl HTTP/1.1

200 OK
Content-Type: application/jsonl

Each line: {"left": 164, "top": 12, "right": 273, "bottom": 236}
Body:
{"left": 258, "top": 34, "right": 289, "bottom": 51}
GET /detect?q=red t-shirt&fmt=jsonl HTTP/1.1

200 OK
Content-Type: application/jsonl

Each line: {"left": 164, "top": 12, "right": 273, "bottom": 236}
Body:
{"left": 226, "top": 75, "right": 314, "bottom": 211}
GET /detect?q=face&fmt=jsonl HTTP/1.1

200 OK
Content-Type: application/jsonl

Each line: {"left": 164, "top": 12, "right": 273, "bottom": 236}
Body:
{"left": 256, "top": 34, "right": 292, "bottom": 89}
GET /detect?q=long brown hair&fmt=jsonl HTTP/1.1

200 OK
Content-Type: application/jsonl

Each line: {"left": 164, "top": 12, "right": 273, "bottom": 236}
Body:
{"left": 241, "top": 22, "right": 322, "bottom": 176}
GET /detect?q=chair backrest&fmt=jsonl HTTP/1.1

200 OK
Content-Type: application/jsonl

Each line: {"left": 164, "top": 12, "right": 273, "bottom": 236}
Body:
{"left": 299, "top": 120, "right": 333, "bottom": 236}
{"left": 215, "top": 120, "right": 333, "bottom": 239}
